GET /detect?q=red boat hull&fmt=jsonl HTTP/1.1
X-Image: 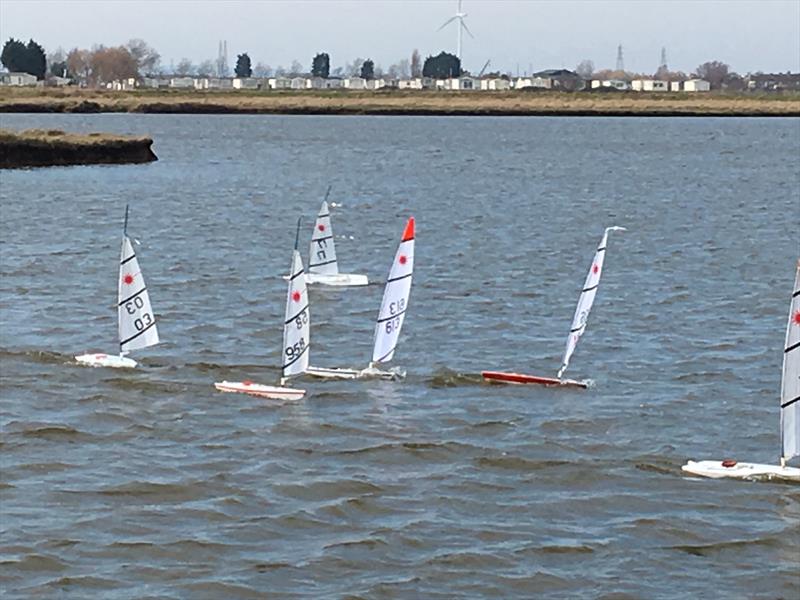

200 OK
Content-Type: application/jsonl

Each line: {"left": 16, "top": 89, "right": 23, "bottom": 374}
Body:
{"left": 481, "top": 370, "right": 588, "bottom": 389}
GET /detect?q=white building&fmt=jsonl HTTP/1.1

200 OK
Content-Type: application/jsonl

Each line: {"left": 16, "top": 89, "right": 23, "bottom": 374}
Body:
{"left": 290, "top": 77, "right": 307, "bottom": 89}
{"left": 170, "top": 77, "right": 195, "bottom": 89}
{"left": 591, "top": 79, "right": 630, "bottom": 91}
{"left": 449, "top": 76, "right": 479, "bottom": 90}
{"left": 514, "top": 76, "right": 552, "bottom": 90}
{"left": 1, "top": 72, "right": 37, "bottom": 86}
{"left": 233, "top": 77, "right": 259, "bottom": 90}
{"left": 480, "top": 78, "right": 511, "bottom": 91}
{"left": 397, "top": 78, "right": 423, "bottom": 90}
{"left": 208, "top": 78, "right": 233, "bottom": 89}
{"left": 268, "top": 77, "right": 292, "bottom": 90}
{"left": 684, "top": 79, "right": 710, "bottom": 92}
{"left": 107, "top": 78, "right": 136, "bottom": 91}
{"left": 631, "top": 79, "right": 669, "bottom": 92}
{"left": 344, "top": 76, "right": 367, "bottom": 90}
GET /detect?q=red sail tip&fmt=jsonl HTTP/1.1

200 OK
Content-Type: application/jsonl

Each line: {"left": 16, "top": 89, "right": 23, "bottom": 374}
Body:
{"left": 401, "top": 216, "right": 415, "bottom": 242}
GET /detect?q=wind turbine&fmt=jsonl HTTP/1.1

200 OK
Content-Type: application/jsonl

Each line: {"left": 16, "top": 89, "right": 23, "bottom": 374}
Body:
{"left": 437, "top": 0, "right": 473, "bottom": 62}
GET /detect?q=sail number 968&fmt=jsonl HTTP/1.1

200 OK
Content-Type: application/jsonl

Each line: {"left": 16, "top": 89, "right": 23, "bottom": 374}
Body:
{"left": 285, "top": 337, "right": 306, "bottom": 359}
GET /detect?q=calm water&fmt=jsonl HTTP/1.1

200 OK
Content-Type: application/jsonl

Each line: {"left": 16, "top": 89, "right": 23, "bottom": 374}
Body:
{"left": 0, "top": 114, "right": 798, "bottom": 598}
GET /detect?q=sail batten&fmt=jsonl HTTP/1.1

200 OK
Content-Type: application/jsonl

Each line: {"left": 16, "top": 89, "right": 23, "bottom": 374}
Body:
{"left": 282, "top": 250, "right": 310, "bottom": 379}
{"left": 118, "top": 236, "right": 159, "bottom": 353}
{"left": 308, "top": 201, "right": 338, "bottom": 275}
{"left": 781, "top": 262, "right": 800, "bottom": 461}
{"left": 557, "top": 226, "right": 624, "bottom": 378}
{"left": 372, "top": 217, "right": 415, "bottom": 364}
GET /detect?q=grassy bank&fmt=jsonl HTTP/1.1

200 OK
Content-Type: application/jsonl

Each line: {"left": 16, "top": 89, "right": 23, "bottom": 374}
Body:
{"left": 0, "top": 128, "right": 157, "bottom": 168}
{"left": 1, "top": 87, "right": 798, "bottom": 116}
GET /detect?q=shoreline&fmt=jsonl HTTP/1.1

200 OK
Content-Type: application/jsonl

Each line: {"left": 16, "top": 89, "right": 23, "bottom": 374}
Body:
{"left": 0, "top": 128, "right": 158, "bottom": 168}
{"left": 1, "top": 89, "right": 798, "bottom": 117}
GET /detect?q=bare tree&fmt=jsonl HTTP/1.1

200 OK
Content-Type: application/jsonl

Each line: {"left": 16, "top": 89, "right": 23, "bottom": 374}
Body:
{"left": 196, "top": 59, "right": 215, "bottom": 77}
{"left": 90, "top": 45, "right": 138, "bottom": 85}
{"left": 575, "top": 59, "right": 594, "bottom": 79}
{"left": 126, "top": 39, "right": 160, "bottom": 75}
{"left": 397, "top": 59, "right": 410, "bottom": 79}
{"left": 694, "top": 60, "right": 730, "bottom": 89}
{"left": 275, "top": 65, "right": 286, "bottom": 76}
{"left": 345, "top": 57, "right": 365, "bottom": 76}
{"left": 411, "top": 49, "right": 421, "bottom": 78}
{"left": 289, "top": 60, "right": 303, "bottom": 76}
{"left": 66, "top": 47, "right": 92, "bottom": 84}
{"left": 175, "top": 58, "right": 194, "bottom": 76}
{"left": 253, "top": 62, "right": 272, "bottom": 77}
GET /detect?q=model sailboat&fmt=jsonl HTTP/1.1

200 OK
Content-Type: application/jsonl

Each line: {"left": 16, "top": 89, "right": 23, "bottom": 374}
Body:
{"left": 682, "top": 261, "right": 800, "bottom": 481}
{"left": 305, "top": 188, "right": 368, "bottom": 287}
{"left": 215, "top": 221, "right": 310, "bottom": 400}
{"left": 306, "top": 216, "right": 415, "bottom": 380}
{"left": 482, "top": 226, "right": 626, "bottom": 388}
{"left": 75, "top": 205, "right": 160, "bottom": 368}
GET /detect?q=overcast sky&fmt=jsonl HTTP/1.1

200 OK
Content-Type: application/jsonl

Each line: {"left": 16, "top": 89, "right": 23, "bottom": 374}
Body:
{"left": 1, "top": 0, "right": 798, "bottom": 75}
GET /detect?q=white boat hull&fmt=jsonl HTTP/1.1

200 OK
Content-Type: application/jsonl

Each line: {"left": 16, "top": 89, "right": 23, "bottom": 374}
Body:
{"left": 306, "top": 365, "right": 405, "bottom": 381}
{"left": 682, "top": 460, "right": 800, "bottom": 482}
{"left": 75, "top": 353, "right": 137, "bottom": 368}
{"left": 214, "top": 380, "right": 305, "bottom": 400}
{"left": 305, "top": 272, "right": 369, "bottom": 287}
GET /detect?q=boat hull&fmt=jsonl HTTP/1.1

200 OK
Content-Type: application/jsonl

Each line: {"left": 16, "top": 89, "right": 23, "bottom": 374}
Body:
{"left": 305, "top": 272, "right": 369, "bottom": 287}
{"left": 214, "top": 380, "right": 305, "bottom": 400}
{"left": 682, "top": 460, "right": 800, "bottom": 481}
{"left": 306, "top": 365, "right": 405, "bottom": 381}
{"left": 75, "top": 353, "right": 138, "bottom": 368}
{"left": 481, "top": 370, "right": 587, "bottom": 389}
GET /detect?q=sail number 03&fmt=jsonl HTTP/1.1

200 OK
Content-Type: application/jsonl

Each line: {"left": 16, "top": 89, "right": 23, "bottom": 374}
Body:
{"left": 124, "top": 296, "right": 153, "bottom": 331}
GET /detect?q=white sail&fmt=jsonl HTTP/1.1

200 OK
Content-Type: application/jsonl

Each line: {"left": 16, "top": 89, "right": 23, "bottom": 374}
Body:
{"left": 308, "top": 200, "right": 338, "bottom": 275}
{"left": 282, "top": 249, "right": 310, "bottom": 379}
{"left": 781, "top": 261, "right": 800, "bottom": 462}
{"left": 118, "top": 236, "right": 159, "bottom": 353}
{"left": 558, "top": 226, "right": 625, "bottom": 378}
{"left": 372, "top": 217, "right": 415, "bottom": 364}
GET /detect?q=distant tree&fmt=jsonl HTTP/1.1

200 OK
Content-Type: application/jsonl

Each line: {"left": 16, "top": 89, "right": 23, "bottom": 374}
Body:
{"left": 235, "top": 53, "right": 252, "bottom": 77}
{"left": 722, "top": 71, "right": 745, "bottom": 91}
{"left": 275, "top": 65, "right": 287, "bottom": 76}
{"left": 331, "top": 66, "right": 344, "bottom": 77}
{"left": 1, "top": 38, "right": 27, "bottom": 72}
{"left": 90, "top": 45, "right": 138, "bottom": 85}
{"left": 396, "top": 58, "right": 410, "bottom": 79}
{"left": 175, "top": 58, "right": 194, "bottom": 76}
{"left": 311, "top": 52, "right": 330, "bottom": 78}
{"left": 345, "top": 57, "right": 365, "bottom": 76}
{"left": 593, "top": 68, "right": 630, "bottom": 81}
{"left": 47, "top": 48, "right": 67, "bottom": 77}
{"left": 360, "top": 59, "right": 375, "bottom": 80}
{"left": 410, "top": 49, "right": 421, "bottom": 78}
{"left": 289, "top": 60, "right": 303, "bottom": 76}
{"left": 66, "top": 48, "right": 91, "bottom": 84}
{"left": 196, "top": 59, "right": 216, "bottom": 77}
{"left": 253, "top": 62, "right": 271, "bottom": 77}
{"left": 126, "top": 39, "right": 160, "bottom": 75}
{"left": 24, "top": 39, "right": 47, "bottom": 79}
{"left": 1, "top": 38, "right": 46, "bottom": 79}
{"left": 422, "top": 51, "right": 460, "bottom": 78}
{"left": 575, "top": 59, "right": 594, "bottom": 79}
{"left": 49, "top": 60, "right": 69, "bottom": 78}
{"left": 694, "top": 60, "right": 729, "bottom": 89}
